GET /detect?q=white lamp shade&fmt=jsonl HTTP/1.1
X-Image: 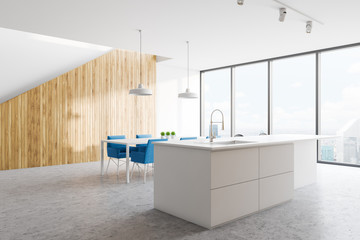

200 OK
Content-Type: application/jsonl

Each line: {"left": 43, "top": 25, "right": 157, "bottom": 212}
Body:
{"left": 178, "top": 88, "right": 198, "bottom": 98}
{"left": 129, "top": 84, "right": 152, "bottom": 96}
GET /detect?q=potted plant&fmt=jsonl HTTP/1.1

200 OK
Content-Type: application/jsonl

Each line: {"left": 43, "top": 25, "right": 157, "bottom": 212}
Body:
{"left": 171, "top": 131, "right": 176, "bottom": 139}
{"left": 166, "top": 131, "right": 170, "bottom": 139}
{"left": 160, "top": 132, "right": 165, "bottom": 139}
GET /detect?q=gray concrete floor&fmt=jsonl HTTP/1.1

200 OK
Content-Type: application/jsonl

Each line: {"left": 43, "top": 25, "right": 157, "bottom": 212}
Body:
{"left": 1, "top": 161, "right": 360, "bottom": 240}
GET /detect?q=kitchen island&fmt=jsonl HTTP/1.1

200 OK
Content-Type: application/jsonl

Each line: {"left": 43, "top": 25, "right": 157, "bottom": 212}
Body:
{"left": 153, "top": 134, "right": 333, "bottom": 229}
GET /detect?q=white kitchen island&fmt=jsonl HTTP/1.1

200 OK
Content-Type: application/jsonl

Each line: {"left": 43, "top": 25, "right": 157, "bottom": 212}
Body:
{"left": 153, "top": 135, "right": 333, "bottom": 229}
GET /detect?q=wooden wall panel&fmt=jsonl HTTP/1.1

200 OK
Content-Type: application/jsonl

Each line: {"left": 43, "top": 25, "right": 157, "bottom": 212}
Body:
{"left": 0, "top": 49, "right": 156, "bottom": 170}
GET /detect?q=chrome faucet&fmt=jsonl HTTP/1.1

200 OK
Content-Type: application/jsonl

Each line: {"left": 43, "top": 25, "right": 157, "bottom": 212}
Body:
{"left": 210, "top": 109, "right": 224, "bottom": 142}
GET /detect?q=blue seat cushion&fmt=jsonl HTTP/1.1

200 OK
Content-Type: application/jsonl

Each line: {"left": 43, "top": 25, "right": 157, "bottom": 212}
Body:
{"left": 131, "top": 151, "right": 153, "bottom": 164}
{"left": 130, "top": 144, "right": 147, "bottom": 152}
{"left": 136, "top": 145, "right": 147, "bottom": 152}
{"left": 107, "top": 135, "right": 127, "bottom": 153}
{"left": 107, "top": 147, "right": 127, "bottom": 159}
{"left": 129, "top": 146, "right": 138, "bottom": 152}
{"left": 108, "top": 144, "right": 126, "bottom": 151}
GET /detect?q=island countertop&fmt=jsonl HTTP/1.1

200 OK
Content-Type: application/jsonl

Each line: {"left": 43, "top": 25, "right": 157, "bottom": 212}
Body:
{"left": 153, "top": 134, "right": 336, "bottom": 151}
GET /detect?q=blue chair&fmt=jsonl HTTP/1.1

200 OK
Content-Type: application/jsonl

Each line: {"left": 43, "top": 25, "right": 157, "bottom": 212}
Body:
{"left": 106, "top": 135, "right": 128, "bottom": 176}
{"left": 130, "top": 139, "right": 167, "bottom": 183}
{"left": 131, "top": 134, "right": 153, "bottom": 152}
{"left": 136, "top": 134, "right": 152, "bottom": 138}
{"left": 180, "top": 137, "right": 197, "bottom": 140}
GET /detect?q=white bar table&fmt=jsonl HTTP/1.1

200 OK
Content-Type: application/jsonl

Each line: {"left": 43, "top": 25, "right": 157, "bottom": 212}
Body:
{"left": 100, "top": 138, "right": 151, "bottom": 183}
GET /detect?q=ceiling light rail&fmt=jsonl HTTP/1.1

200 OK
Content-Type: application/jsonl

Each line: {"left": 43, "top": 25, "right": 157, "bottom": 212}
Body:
{"left": 273, "top": 0, "right": 324, "bottom": 25}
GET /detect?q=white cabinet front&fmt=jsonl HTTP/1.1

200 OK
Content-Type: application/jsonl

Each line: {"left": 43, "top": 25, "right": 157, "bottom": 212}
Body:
{"left": 259, "top": 172, "right": 294, "bottom": 210}
{"left": 259, "top": 144, "right": 293, "bottom": 178}
{"left": 211, "top": 180, "right": 259, "bottom": 226}
{"left": 211, "top": 148, "right": 259, "bottom": 189}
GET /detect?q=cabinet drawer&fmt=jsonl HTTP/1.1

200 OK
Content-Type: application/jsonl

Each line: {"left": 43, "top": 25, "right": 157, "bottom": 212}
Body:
{"left": 259, "top": 172, "right": 294, "bottom": 210}
{"left": 259, "top": 144, "right": 293, "bottom": 178}
{"left": 211, "top": 148, "right": 258, "bottom": 189}
{"left": 211, "top": 180, "right": 259, "bottom": 227}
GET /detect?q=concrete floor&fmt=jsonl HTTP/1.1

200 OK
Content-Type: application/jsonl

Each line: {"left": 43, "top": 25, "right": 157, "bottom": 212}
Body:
{"left": 1, "top": 161, "right": 360, "bottom": 240}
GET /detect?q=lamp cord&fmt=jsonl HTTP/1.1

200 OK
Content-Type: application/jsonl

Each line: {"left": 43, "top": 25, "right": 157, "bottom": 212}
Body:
{"left": 187, "top": 41, "right": 189, "bottom": 88}
{"left": 139, "top": 30, "right": 142, "bottom": 85}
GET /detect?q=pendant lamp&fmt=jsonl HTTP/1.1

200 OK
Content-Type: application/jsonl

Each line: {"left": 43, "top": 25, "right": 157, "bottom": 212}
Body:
{"left": 129, "top": 30, "right": 152, "bottom": 96}
{"left": 178, "top": 41, "right": 198, "bottom": 99}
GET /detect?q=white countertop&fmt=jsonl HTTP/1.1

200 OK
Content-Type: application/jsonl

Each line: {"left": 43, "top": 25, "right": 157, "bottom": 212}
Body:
{"left": 153, "top": 134, "right": 337, "bottom": 151}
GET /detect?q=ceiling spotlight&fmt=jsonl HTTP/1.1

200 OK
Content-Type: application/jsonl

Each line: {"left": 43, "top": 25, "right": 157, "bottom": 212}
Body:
{"left": 237, "top": 0, "right": 244, "bottom": 5}
{"left": 306, "top": 21, "right": 312, "bottom": 33}
{"left": 279, "top": 8, "right": 287, "bottom": 22}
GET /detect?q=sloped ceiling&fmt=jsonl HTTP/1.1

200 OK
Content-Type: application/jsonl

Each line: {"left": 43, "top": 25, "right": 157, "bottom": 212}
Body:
{"left": 0, "top": 28, "right": 112, "bottom": 103}
{"left": 1, "top": 0, "right": 360, "bottom": 102}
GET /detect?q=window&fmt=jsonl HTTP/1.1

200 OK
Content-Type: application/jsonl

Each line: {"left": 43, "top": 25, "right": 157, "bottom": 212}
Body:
{"left": 234, "top": 63, "right": 268, "bottom": 136}
{"left": 202, "top": 69, "right": 231, "bottom": 137}
{"left": 273, "top": 54, "right": 316, "bottom": 134}
{"left": 320, "top": 47, "right": 360, "bottom": 165}
{"left": 200, "top": 43, "right": 360, "bottom": 168}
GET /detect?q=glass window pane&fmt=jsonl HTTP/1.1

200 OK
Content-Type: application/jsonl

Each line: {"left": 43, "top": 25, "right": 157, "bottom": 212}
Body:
{"left": 234, "top": 62, "right": 268, "bottom": 136}
{"left": 273, "top": 54, "right": 316, "bottom": 134}
{"left": 203, "top": 69, "right": 231, "bottom": 137}
{"left": 320, "top": 46, "right": 360, "bottom": 165}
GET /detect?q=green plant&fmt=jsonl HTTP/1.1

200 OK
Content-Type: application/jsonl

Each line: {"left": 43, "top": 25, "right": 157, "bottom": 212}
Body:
{"left": 171, "top": 131, "right": 176, "bottom": 136}
{"left": 160, "top": 132, "right": 165, "bottom": 136}
{"left": 166, "top": 131, "right": 170, "bottom": 136}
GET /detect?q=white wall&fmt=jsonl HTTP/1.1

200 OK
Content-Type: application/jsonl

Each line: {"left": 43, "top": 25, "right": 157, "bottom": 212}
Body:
{"left": 156, "top": 63, "right": 200, "bottom": 138}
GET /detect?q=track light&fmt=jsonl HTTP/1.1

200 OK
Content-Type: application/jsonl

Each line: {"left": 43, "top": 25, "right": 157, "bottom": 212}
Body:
{"left": 237, "top": 0, "right": 244, "bottom": 5}
{"left": 306, "top": 21, "right": 312, "bottom": 33}
{"left": 279, "top": 8, "right": 287, "bottom": 22}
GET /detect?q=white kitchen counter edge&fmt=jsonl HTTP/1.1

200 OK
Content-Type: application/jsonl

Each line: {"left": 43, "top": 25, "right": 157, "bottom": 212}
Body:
{"left": 153, "top": 134, "right": 337, "bottom": 152}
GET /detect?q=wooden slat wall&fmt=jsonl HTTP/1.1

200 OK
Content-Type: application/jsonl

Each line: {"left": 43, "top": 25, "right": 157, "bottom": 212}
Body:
{"left": 0, "top": 49, "right": 156, "bottom": 170}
